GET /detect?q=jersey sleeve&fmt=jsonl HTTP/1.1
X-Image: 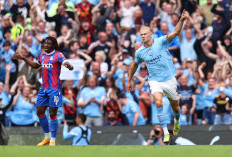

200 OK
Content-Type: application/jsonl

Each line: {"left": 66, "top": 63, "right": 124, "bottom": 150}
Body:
{"left": 134, "top": 50, "right": 143, "bottom": 64}
{"left": 159, "top": 35, "right": 170, "bottom": 47}
{"left": 130, "top": 101, "right": 139, "bottom": 113}
{"left": 57, "top": 52, "right": 67, "bottom": 64}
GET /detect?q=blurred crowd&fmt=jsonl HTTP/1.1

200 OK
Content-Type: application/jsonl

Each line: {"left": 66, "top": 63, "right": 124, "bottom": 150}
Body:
{"left": 0, "top": 0, "right": 232, "bottom": 127}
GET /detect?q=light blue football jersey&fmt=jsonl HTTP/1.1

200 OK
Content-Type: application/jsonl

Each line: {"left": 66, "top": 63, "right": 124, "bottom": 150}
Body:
{"left": 135, "top": 35, "right": 176, "bottom": 82}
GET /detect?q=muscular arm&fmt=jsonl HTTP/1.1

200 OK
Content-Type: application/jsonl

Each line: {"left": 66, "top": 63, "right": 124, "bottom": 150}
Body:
{"left": 128, "top": 62, "right": 139, "bottom": 82}
{"left": 167, "top": 10, "right": 188, "bottom": 42}
{"left": 167, "top": 19, "right": 185, "bottom": 42}
{"left": 12, "top": 53, "right": 41, "bottom": 69}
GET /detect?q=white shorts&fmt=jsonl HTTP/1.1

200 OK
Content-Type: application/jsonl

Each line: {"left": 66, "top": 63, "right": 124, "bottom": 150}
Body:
{"left": 149, "top": 77, "right": 179, "bottom": 100}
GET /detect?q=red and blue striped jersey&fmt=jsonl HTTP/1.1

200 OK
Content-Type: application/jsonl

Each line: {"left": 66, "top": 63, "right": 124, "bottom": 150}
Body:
{"left": 37, "top": 51, "right": 66, "bottom": 89}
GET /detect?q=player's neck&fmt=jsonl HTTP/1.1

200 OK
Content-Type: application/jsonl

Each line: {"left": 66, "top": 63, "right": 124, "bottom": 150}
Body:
{"left": 46, "top": 50, "right": 55, "bottom": 55}
{"left": 144, "top": 39, "right": 154, "bottom": 48}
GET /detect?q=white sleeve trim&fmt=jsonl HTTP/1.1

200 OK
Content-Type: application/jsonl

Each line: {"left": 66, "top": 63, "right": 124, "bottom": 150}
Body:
{"left": 62, "top": 60, "right": 68, "bottom": 64}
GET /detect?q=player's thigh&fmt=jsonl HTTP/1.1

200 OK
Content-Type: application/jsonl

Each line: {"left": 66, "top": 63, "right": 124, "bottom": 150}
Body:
{"left": 36, "top": 89, "right": 49, "bottom": 107}
{"left": 152, "top": 92, "right": 163, "bottom": 108}
{"left": 163, "top": 77, "right": 179, "bottom": 103}
{"left": 148, "top": 81, "right": 163, "bottom": 98}
{"left": 48, "top": 89, "right": 63, "bottom": 107}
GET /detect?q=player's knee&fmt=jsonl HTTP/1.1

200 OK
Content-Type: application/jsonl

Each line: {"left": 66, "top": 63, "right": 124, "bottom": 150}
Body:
{"left": 156, "top": 100, "right": 163, "bottom": 108}
{"left": 37, "top": 110, "right": 45, "bottom": 116}
{"left": 49, "top": 108, "right": 58, "bottom": 118}
{"left": 49, "top": 111, "right": 57, "bottom": 118}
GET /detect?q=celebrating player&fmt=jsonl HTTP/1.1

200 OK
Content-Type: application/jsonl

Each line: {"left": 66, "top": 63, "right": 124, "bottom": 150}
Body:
{"left": 12, "top": 37, "right": 74, "bottom": 146}
{"left": 127, "top": 10, "right": 189, "bottom": 143}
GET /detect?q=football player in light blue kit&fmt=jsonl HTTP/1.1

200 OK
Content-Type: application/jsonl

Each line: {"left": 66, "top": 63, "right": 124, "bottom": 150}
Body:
{"left": 127, "top": 10, "right": 189, "bottom": 143}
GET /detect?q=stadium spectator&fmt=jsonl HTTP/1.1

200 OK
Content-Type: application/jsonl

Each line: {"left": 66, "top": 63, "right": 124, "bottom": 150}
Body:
{"left": 63, "top": 114, "right": 91, "bottom": 145}
{"left": 104, "top": 77, "right": 120, "bottom": 100}
{"left": 199, "top": 77, "right": 220, "bottom": 125}
{"left": 45, "top": 3, "right": 74, "bottom": 36}
{"left": 179, "top": 104, "right": 192, "bottom": 125}
{"left": 48, "top": 0, "right": 75, "bottom": 17}
{"left": 104, "top": 90, "right": 122, "bottom": 122}
{"left": 10, "top": 86, "right": 37, "bottom": 126}
{"left": 146, "top": 125, "right": 165, "bottom": 145}
{"left": 9, "top": 0, "right": 32, "bottom": 22}
{"left": 103, "top": 110, "right": 122, "bottom": 126}
{"left": 179, "top": 28, "right": 197, "bottom": 61}
{"left": 78, "top": 75, "right": 106, "bottom": 127}
{"left": 178, "top": 75, "right": 196, "bottom": 115}
{"left": 117, "top": 93, "right": 145, "bottom": 126}
{"left": 211, "top": 1, "right": 231, "bottom": 44}
{"left": 213, "top": 83, "right": 232, "bottom": 125}
{"left": 139, "top": 0, "right": 156, "bottom": 25}
{"left": 199, "top": 0, "right": 214, "bottom": 26}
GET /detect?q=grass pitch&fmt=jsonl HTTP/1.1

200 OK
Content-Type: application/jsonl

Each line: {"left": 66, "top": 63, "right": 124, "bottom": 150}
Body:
{"left": 0, "top": 145, "right": 232, "bottom": 157}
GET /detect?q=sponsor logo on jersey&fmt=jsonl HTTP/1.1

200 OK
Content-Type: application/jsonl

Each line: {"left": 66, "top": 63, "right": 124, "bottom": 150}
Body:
{"left": 42, "top": 63, "right": 53, "bottom": 68}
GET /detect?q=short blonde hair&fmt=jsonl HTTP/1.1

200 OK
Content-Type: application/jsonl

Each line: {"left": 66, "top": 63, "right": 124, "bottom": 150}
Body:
{"left": 95, "top": 51, "right": 106, "bottom": 62}
{"left": 140, "top": 25, "right": 152, "bottom": 33}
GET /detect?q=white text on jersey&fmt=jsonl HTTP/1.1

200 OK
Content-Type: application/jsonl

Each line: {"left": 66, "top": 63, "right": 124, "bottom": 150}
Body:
{"left": 42, "top": 63, "right": 53, "bottom": 68}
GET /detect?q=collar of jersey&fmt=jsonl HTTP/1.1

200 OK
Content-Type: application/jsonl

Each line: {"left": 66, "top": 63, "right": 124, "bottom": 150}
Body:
{"left": 46, "top": 50, "right": 55, "bottom": 55}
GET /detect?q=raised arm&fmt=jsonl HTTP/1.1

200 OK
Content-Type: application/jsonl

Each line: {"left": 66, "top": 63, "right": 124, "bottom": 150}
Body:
{"left": 155, "top": 0, "right": 162, "bottom": 14}
{"left": 217, "top": 40, "right": 230, "bottom": 58}
{"left": 4, "top": 64, "right": 12, "bottom": 94}
{"left": 77, "top": 51, "right": 92, "bottom": 65}
{"left": 167, "top": 10, "right": 189, "bottom": 42}
{"left": 8, "top": 0, "right": 13, "bottom": 8}
{"left": 201, "top": 40, "right": 218, "bottom": 60}
{"left": 127, "top": 61, "right": 139, "bottom": 92}
{"left": 12, "top": 52, "right": 41, "bottom": 69}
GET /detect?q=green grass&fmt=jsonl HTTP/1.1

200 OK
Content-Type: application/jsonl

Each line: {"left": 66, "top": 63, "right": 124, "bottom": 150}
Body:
{"left": 1, "top": 145, "right": 232, "bottom": 157}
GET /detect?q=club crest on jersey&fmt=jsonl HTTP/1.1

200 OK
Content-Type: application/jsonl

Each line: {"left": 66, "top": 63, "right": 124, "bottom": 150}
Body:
{"left": 42, "top": 63, "right": 53, "bottom": 68}
{"left": 50, "top": 56, "right": 53, "bottom": 60}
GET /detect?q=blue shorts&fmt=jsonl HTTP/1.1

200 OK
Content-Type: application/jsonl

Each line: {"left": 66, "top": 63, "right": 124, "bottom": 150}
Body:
{"left": 36, "top": 88, "right": 62, "bottom": 107}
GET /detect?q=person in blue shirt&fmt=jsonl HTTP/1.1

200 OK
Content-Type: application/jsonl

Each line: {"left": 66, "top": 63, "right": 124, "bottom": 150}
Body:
{"left": 78, "top": 75, "right": 106, "bottom": 127}
{"left": 127, "top": 10, "right": 189, "bottom": 142}
{"left": 63, "top": 113, "right": 91, "bottom": 145}
{"left": 179, "top": 104, "right": 192, "bottom": 126}
{"left": 0, "top": 82, "right": 10, "bottom": 108}
{"left": 117, "top": 93, "right": 145, "bottom": 126}
{"left": 0, "top": 41, "right": 16, "bottom": 73}
{"left": 199, "top": 77, "right": 220, "bottom": 125}
{"left": 10, "top": 86, "right": 37, "bottom": 126}
{"left": 113, "top": 59, "right": 131, "bottom": 91}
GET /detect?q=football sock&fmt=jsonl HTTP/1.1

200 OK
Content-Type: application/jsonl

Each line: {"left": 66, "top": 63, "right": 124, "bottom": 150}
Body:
{"left": 174, "top": 107, "right": 180, "bottom": 121}
{"left": 157, "top": 107, "right": 169, "bottom": 135}
{"left": 50, "top": 116, "right": 58, "bottom": 142}
{"left": 38, "top": 114, "right": 50, "bottom": 139}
